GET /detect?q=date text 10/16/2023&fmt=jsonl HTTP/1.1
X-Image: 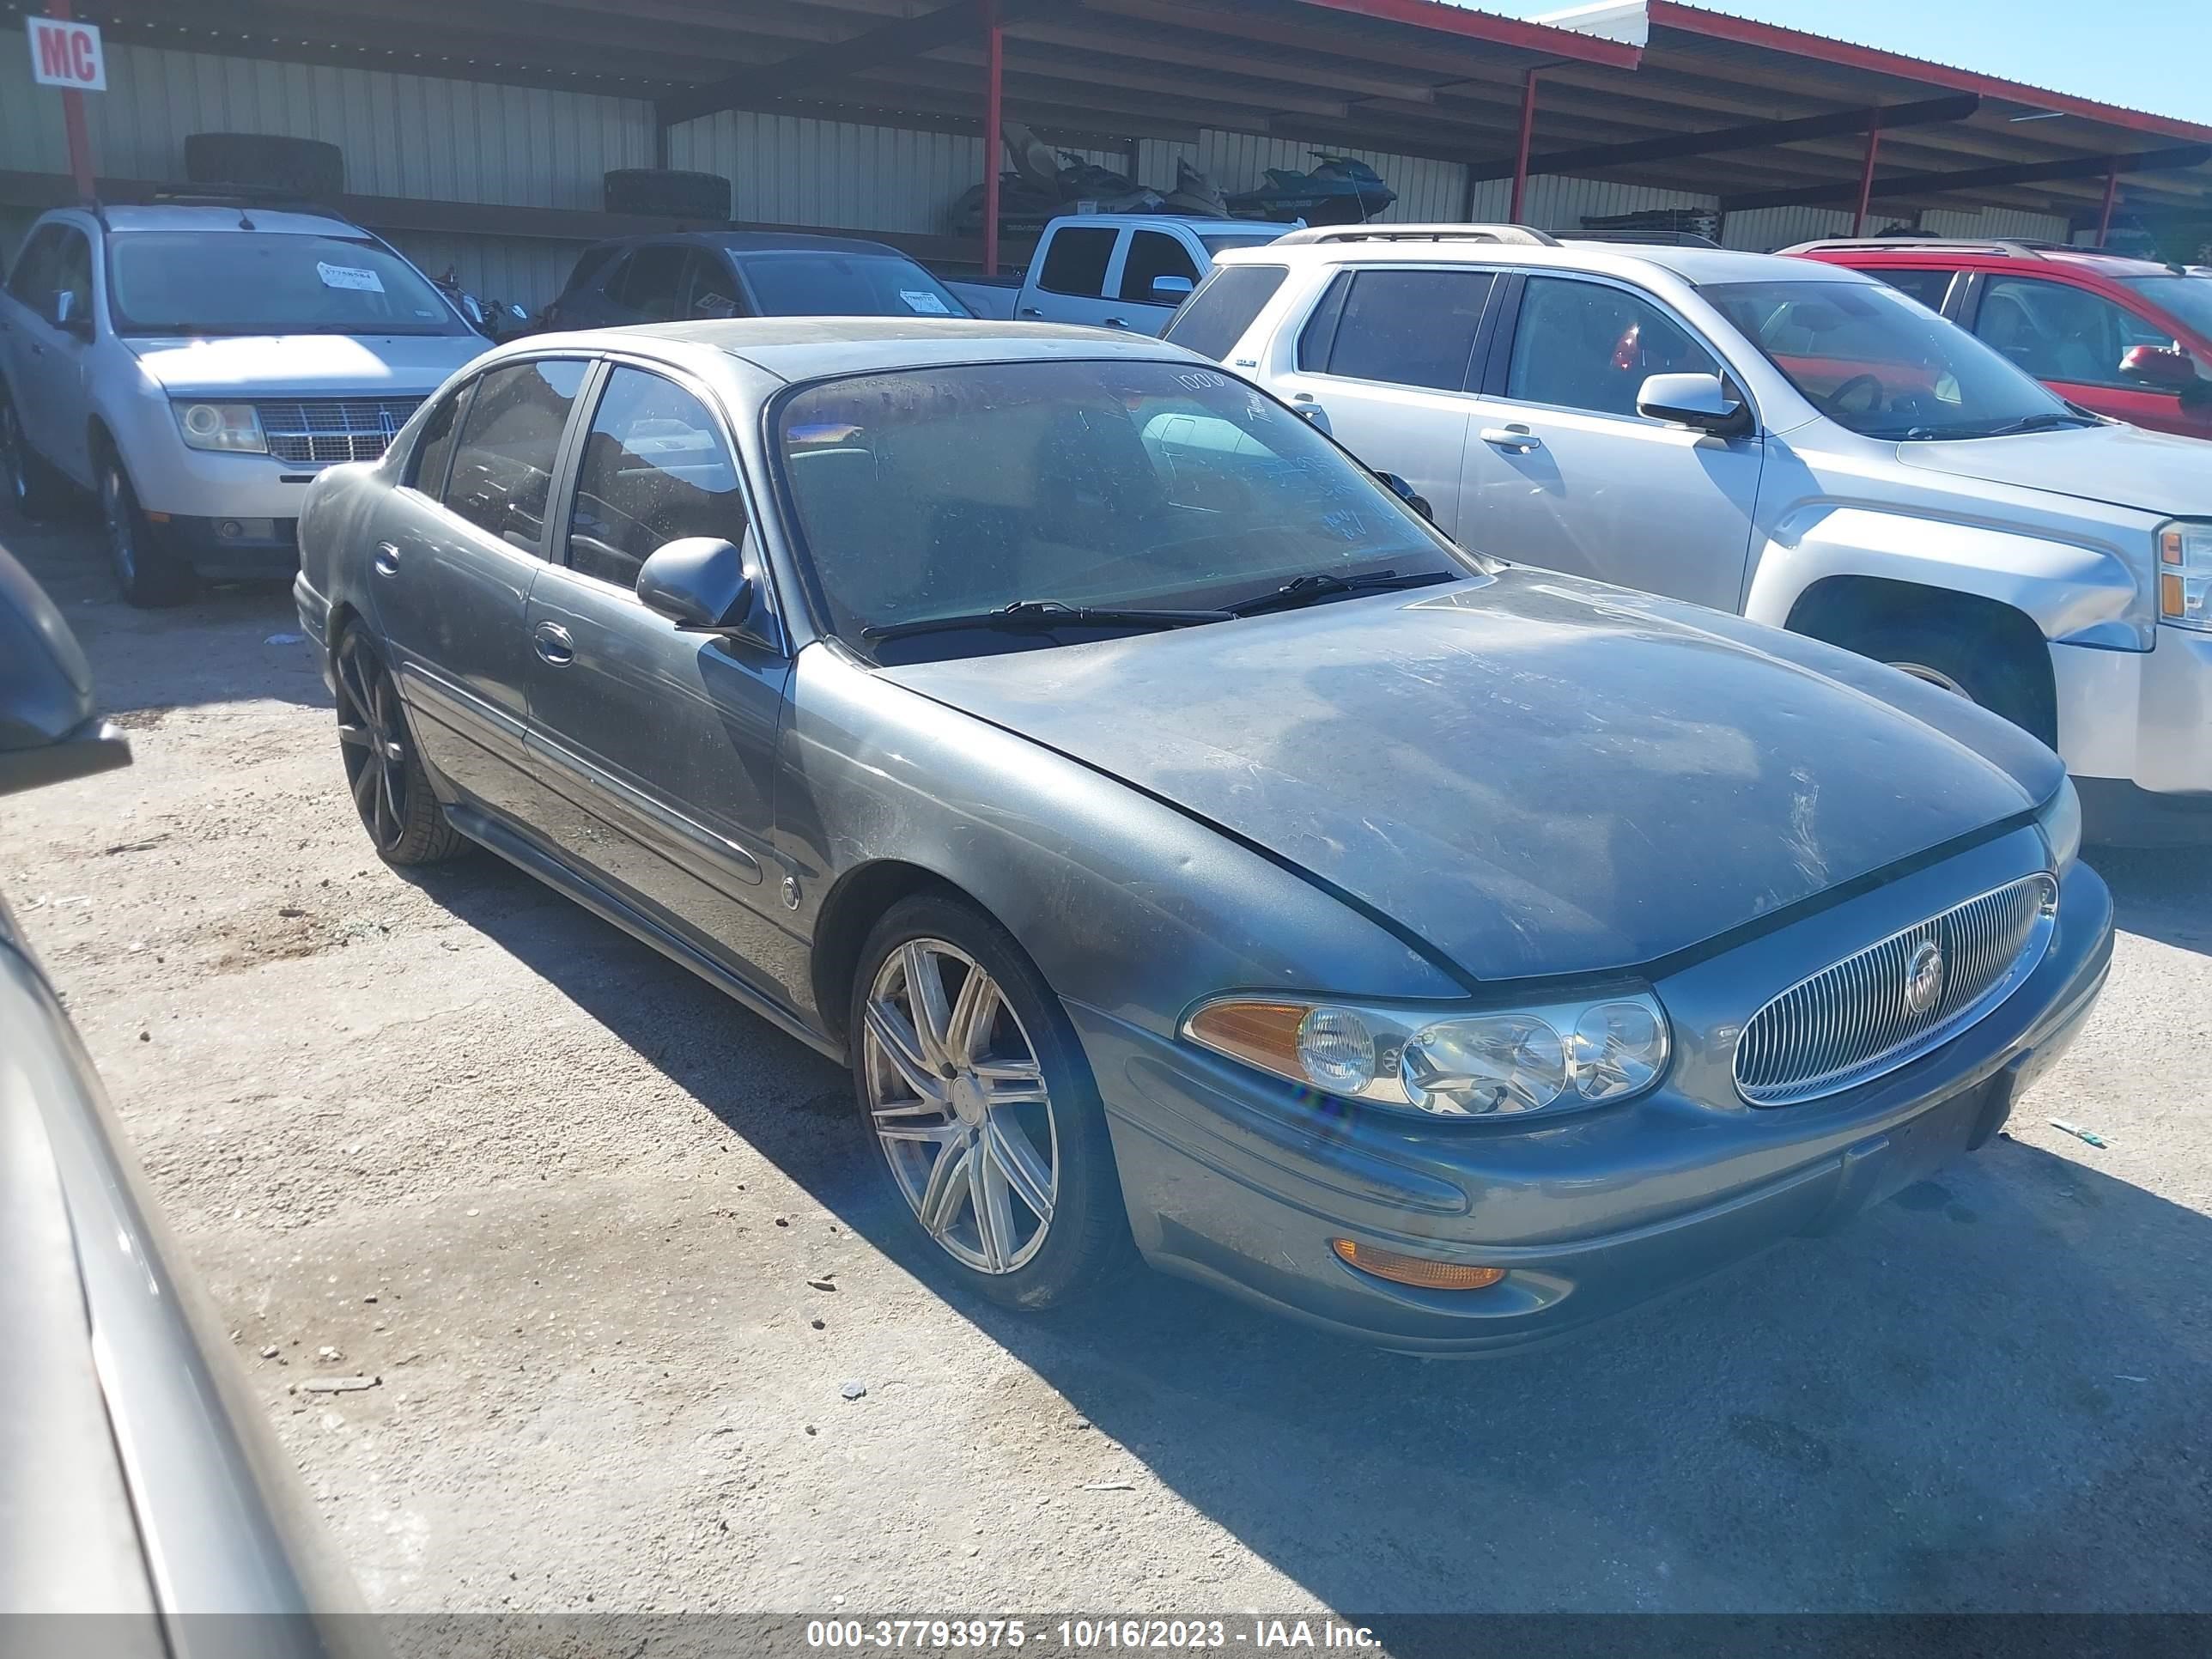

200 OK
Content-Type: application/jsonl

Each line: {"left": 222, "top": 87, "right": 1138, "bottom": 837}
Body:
{"left": 805, "top": 1619, "right": 1382, "bottom": 1650}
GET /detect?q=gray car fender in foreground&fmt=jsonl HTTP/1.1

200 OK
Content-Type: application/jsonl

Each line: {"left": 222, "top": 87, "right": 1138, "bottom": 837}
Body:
{"left": 776, "top": 642, "right": 1468, "bottom": 1040}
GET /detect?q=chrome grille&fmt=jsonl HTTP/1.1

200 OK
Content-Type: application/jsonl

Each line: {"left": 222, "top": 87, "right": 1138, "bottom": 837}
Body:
{"left": 255, "top": 398, "right": 422, "bottom": 466}
{"left": 1735, "top": 873, "right": 2057, "bottom": 1106}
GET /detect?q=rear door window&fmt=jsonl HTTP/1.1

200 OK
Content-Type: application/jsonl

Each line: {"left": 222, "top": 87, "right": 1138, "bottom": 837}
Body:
{"left": 1161, "top": 264, "right": 1289, "bottom": 361}
{"left": 1315, "top": 268, "right": 1495, "bottom": 392}
{"left": 1117, "top": 231, "right": 1200, "bottom": 304}
{"left": 1037, "top": 227, "right": 1117, "bottom": 298}
{"left": 683, "top": 252, "right": 745, "bottom": 319}
{"left": 564, "top": 367, "right": 747, "bottom": 590}
{"left": 1504, "top": 276, "right": 1721, "bottom": 418}
{"left": 407, "top": 380, "right": 475, "bottom": 497}
{"left": 1871, "top": 267, "right": 1959, "bottom": 313}
{"left": 441, "top": 358, "right": 589, "bottom": 551}
{"left": 611, "top": 245, "right": 690, "bottom": 321}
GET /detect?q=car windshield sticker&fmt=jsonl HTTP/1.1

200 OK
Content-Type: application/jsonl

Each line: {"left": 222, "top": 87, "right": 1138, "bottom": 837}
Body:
{"left": 317, "top": 262, "right": 386, "bottom": 294}
{"left": 900, "top": 289, "right": 951, "bottom": 315}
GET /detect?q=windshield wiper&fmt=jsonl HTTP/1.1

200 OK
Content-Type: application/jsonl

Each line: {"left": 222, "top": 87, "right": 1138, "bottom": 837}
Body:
{"left": 861, "top": 598, "right": 1231, "bottom": 643}
{"left": 1223, "top": 568, "right": 1457, "bottom": 617}
{"left": 1902, "top": 410, "right": 2101, "bottom": 441}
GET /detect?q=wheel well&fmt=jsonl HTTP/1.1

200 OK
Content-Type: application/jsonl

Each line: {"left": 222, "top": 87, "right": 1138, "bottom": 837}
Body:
{"left": 1786, "top": 574, "right": 2057, "bottom": 742}
{"left": 809, "top": 860, "right": 969, "bottom": 1043}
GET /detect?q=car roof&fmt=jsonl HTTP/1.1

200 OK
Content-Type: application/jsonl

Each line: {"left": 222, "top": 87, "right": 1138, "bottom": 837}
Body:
{"left": 94, "top": 204, "right": 366, "bottom": 237}
{"left": 1803, "top": 242, "right": 2185, "bottom": 281}
{"left": 1212, "top": 236, "right": 1872, "bottom": 289}
{"left": 515, "top": 318, "right": 1192, "bottom": 383}
{"left": 588, "top": 230, "right": 916, "bottom": 258}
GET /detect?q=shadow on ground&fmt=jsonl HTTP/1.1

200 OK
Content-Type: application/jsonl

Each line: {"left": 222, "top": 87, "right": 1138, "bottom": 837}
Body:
{"left": 2090, "top": 844, "right": 2212, "bottom": 957}
{"left": 403, "top": 851, "right": 2212, "bottom": 1615}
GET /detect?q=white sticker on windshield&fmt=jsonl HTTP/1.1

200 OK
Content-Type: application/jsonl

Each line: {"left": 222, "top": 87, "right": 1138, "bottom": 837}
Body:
{"left": 317, "top": 262, "right": 385, "bottom": 293}
{"left": 900, "top": 289, "right": 951, "bottom": 315}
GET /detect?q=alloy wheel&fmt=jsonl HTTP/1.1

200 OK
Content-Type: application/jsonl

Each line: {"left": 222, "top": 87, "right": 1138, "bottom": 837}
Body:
{"left": 3, "top": 404, "right": 27, "bottom": 512}
{"left": 101, "top": 465, "right": 138, "bottom": 589}
{"left": 335, "top": 634, "right": 414, "bottom": 854}
{"left": 861, "top": 939, "right": 1058, "bottom": 1275}
{"left": 1888, "top": 660, "right": 1971, "bottom": 699}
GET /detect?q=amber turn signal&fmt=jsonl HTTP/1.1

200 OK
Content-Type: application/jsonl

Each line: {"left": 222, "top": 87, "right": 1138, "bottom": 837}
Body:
{"left": 1330, "top": 1237, "right": 1506, "bottom": 1291}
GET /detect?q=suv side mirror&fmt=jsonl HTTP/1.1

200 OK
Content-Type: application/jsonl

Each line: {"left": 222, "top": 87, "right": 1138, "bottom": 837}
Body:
{"left": 1149, "top": 275, "right": 1195, "bottom": 305}
{"left": 1638, "top": 372, "right": 1750, "bottom": 435}
{"left": 636, "top": 537, "right": 778, "bottom": 651}
{"left": 0, "top": 548, "right": 131, "bottom": 798}
{"left": 50, "top": 289, "right": 91, "bottom": 338}
{"left": 2120, "top": 343, "right": 2197, "bottom": 390}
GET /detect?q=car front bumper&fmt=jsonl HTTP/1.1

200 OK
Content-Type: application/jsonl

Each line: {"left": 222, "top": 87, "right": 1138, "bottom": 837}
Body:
{"left": 2052, "top": 628, "right": 2212, "bottom": 836}
{"left": 1073, "top": 855, "right": 2113, "bottom": 1355}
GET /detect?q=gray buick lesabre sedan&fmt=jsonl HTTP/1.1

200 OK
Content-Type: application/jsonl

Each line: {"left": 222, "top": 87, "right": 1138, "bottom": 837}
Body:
{"left": 294, "top": 319, "right": 2112, "bottom": 1353}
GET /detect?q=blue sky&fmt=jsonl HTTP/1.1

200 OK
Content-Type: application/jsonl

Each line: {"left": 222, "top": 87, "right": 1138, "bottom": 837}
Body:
{"left": 1473, "top": 2, "right": 2212, "bottom": 126}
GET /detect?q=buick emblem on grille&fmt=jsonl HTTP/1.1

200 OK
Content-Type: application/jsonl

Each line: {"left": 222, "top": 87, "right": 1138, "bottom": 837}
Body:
{"left": 1903, "top": 940, "right": 1947, "bottom": 1016}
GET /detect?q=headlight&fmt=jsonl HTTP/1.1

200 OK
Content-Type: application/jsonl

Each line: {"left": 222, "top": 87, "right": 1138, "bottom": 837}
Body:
{"left": 2157, "top": 520, "right": 2212, "bottom": 631}
{"left": 2036, "top": 774, "right": 2081, "bottom": 872}
{"left": 173, "top": 401, "right": 266, "bottom": 453}
{"left": 1183, "top": 988, "right": 1670, "bottom": 1118}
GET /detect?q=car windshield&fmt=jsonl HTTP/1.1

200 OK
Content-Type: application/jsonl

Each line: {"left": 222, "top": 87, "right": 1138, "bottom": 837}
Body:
{"left": 776, "top": 359, "right": 1472, "bottom": 654}
{"left": 736, "top": 252, "right": 969, "bottom": 319}
{"left": 106, "top": 231, "right": 466, "bottom": 337}
{"left": 1705, "top": 277, "right": 2078, "bottom": 439}
{"left": 2118, "top": 275, "right": 2212, "bottom": 343}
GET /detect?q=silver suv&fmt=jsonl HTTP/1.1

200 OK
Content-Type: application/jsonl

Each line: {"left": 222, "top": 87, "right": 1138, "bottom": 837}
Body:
{"left": 1175, "top": 226, "right": 2212, "bottom": 842}
{"left": 0, "top": 198, "right": 487, "bottom": 605}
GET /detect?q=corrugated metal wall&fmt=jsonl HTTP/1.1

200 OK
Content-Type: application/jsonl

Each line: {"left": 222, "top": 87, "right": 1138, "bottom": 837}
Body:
{"left": 1721, "top": 205, "right": 1857, "bottom": 252}
{"left": 1923, "top": 206, "right": 2073, "bottom": 241}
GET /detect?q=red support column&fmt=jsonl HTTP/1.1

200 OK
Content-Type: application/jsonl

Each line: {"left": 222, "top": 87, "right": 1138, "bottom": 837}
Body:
{"left": 49, "top": 0, "right": 95, "bottom": 201}
{"left": 1508, "top": 69, "right": 1539, "bottom": 223}
{"left": 2095, "top": 161, "right": 2120, "bottom": 245}
{"left": 1851, "top": 114, "right": 1882, "bottom": 236}
{"left": 981, "top": 0, "right": 1004, "bottom": 277}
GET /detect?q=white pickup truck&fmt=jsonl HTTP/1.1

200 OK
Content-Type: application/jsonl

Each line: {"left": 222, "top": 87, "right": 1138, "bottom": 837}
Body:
{"left": 943, "top": 215, "right": 1286, "bottom": 334}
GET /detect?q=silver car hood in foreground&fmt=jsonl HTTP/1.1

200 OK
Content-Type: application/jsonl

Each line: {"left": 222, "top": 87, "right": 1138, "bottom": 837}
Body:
{"left": 879, "top": 570, "right": 2059, "bottom": 983}
{"left": 1894, "top": 422, "right": 2212, "bottom": 518}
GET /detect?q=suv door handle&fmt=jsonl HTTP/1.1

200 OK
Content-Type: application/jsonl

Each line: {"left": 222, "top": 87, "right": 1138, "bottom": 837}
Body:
{"left": 1480, "top": 425, "right": 1542, "bottom": 453}
{"left": 1290, "top": 392, "right": 1330, "bottom": 434}
{"left": 372, "top": 542, "right": 402, "bottom": 577}
{"left": 532, "top": 621, "right": 575, "bottom": 666}
{"left": 1018, "top": 307, "right": 1042, "bottom": 317}
{"left": 1102, "top": 317, "right": 1130, "bottom": 330}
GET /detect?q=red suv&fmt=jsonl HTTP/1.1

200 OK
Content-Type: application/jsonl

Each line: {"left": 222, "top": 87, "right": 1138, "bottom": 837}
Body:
{"left": 1787, "top": 238, "right": 2212, "bottom": 441}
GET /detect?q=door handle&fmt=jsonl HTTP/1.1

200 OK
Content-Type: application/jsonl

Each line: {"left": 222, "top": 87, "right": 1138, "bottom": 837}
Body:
{"left": 372, "top": 541, "right": 402, "bottom": 577}
{"left": 1102, "top": 317, "right": 1130, "bottom": 330}
{"left": 532, "top": 621, "right": 575, "bottom": 666}
{"left": 28, "top": 342, "right": 44, "bottom": 357}
{"left": 1480, "top": 425, "right": 1542, "bottom": 453}
{"left": 1018, "top": 307, "right": 1042, "bottom": 317}
{"left": 1290, "top": 392, "right": 1330, "bottom": 434}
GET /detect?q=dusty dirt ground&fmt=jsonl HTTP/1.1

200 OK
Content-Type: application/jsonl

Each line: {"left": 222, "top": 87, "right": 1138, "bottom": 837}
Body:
{"left": 5, "top": 514, "right": 2211, "bottom": 1616}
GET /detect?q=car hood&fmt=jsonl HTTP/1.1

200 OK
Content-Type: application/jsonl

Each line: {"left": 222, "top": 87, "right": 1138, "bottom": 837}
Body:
{"left": 1895, "top": 422, "right": 2212, "bottom": 515}
{"left": 125, "top": 332, "right": 483, "bottom": 398}
{"left": 878, "top": 571, "right": 2055, "bottom": 983}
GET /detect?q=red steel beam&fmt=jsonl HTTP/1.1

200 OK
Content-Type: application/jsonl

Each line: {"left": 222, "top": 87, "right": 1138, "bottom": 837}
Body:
{"left": 1851, "top": 114, "right": 1881, "bottom": 235}
{"left": 1510, "top": 69, "right": 1538, "bottom": 222}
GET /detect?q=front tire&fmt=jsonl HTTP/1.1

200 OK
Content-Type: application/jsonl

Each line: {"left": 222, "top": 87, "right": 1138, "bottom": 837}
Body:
{"left": 99, "top": 453, "right": 195, "bottom": 607}
{"left": 333, "top": 629, "right": 468, "bottom": 865}
{"left": 851, "top": 894, "right": 1133, "bottom": 1310}
{"left": 1837, "top": 617, "right": 2058, "bottom": 750}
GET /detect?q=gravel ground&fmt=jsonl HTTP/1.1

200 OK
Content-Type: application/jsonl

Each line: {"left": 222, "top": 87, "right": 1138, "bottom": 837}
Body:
{"left": 5, "top": 515, "right": 2210, "bottom": 1617}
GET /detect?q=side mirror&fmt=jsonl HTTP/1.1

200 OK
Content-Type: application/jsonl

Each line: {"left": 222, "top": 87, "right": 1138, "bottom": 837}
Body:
{"left": 2120, "top": 343, "right": 2197, "bottom": 390}
{"left": 51, "top": 289, "right": 90, "bottom": 337}
{"left": 636, "top": 537, "right": 775, "bottom": 648}
{"left": 1638, "top": 371, "right": 1750, "bottom": 435}
{"left": 0, "top": 547, "right": 131, "bottom": 798}
{"left": 1373, "top": 470, "right": 1434, "bottom": 522}
{"left": 1149, "top": 275, "right": 1195, "bottom": 305}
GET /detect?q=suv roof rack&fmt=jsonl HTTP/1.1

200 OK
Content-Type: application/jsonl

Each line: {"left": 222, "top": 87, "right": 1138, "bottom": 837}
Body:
{"left": 1272, "top": 222, "right": 1559, "bottom": 247}
{"left": 138, "top": 182, "right": 343, "bottom": 215}
{"left": 1783, "top": 236, "right": 2093, "bottom": 259}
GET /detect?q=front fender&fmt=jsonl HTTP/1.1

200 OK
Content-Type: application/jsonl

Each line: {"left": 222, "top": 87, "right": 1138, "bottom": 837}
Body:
{"left": 1745, "top": 505, "right": 2148, "bottom": 650}
{"left": 779, "top": 646, "right": 1463, "bottom": 1040}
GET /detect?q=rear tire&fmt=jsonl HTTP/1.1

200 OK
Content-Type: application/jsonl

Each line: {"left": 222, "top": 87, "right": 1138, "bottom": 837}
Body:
{"left": 850, "top": 893, "right": 1133, "bottom": 1311}
{"left": 99, "top": 453, "right": 195, "bottom": 608}
{"left": 333, "top": 628, "right": 469, "bottom": 866}
{"left": 0, "top": 384, "right": 67, "bottom": 523}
